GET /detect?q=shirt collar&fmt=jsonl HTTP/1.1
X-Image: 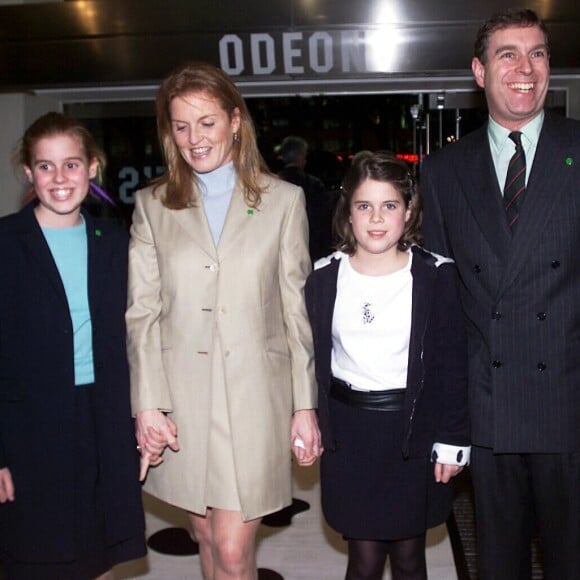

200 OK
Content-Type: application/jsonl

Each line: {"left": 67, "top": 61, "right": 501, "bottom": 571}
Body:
{"left": 487, "top": 111, "right": 544, "bottom": 154}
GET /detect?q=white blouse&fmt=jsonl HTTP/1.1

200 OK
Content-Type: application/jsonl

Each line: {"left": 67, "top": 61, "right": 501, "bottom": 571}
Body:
{"left": 331, "top": 251, "right": 412, "bottom": 391}
{"left": 324, "top": 250, "right": 470, "bottom": 466}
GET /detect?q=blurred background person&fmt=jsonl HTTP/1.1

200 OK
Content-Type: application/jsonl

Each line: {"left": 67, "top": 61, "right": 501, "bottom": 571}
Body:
{"left": 277, "top": 135, "right": 336, "bottom": 262}
{"left": 0, "top": 112, "right": 145, "bottom": 580}
{"left": 126, "top": 62, "right": 320, "bottom": 580}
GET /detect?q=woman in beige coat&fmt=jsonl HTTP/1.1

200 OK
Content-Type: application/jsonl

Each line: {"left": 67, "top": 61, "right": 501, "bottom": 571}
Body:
{"left": 126, "top": 62, "right": 321, "bottom": 580}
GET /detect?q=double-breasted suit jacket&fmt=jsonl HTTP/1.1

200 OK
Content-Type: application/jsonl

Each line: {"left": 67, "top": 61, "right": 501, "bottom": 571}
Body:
{"left": 127, "top": 175, "right": 316, "bottom": 520}
{"left": 422, "top": 111, "right": 580, "bottom": 453}
{"left": 304, "top": 246, "right": 470, "bottom": 459}
{"left": 0, "top": 202, "right": 144, "bottom": 562}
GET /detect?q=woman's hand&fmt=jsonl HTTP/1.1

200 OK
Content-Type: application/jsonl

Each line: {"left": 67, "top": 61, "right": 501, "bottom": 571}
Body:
{"left": 291, "top": 409, "right": 323, "bottom": 466}
{"left": 0, "top": 467, "right": 15, "bottom": 503}
{"left": 434, "top": 462, "right": 463, "bottom": 484}
{"left": 136, "top": 409, "right": 180, "bottom": 481}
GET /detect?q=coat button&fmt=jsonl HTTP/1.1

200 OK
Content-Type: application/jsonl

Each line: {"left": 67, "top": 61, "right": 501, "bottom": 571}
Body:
{"left": 209, "top": 263, "right": 219, "bottom": 272}
{"left": 492, "top": 360, "right": 503, "bottom": 368}
{"left": 537, "top": 312, "right": 547, "bottom": 321}
{"left": 474, "top": 264, "right": 481, "bottom": 273}
{"left": 537, "top": 362, "right": 547, "bottom": 371}
{"left": 491, "top": 311, "right": 503, "bottom": 320}
{"left": 551, "top": 260, "right": 560, "bottom": 269}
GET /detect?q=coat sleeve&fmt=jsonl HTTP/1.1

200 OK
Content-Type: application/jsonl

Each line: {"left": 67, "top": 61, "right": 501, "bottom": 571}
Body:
{"left": 126, "top": 191, "right": 173, "bottom": 414}
{"left": 427, "top": 263, "right": 470, "bottom": 446}
{"left": 278, "top": 185, "right": 317, "bottom": 411}
{"left": 0, "top": 309, "right": 4, "bottom": 467}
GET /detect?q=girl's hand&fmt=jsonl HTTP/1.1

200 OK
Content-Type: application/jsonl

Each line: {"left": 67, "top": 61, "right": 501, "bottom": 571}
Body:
{"left": 291, "top": 409, "right": 323, "bottom": 466}
{"left": 434, "top": 462, "right": 463, "bottom": 483}
{"left": 136, "top": 409, "right": 179, "bottom": 481}
{"left": 0, "top": 467, "right": 15, "bottom": 503}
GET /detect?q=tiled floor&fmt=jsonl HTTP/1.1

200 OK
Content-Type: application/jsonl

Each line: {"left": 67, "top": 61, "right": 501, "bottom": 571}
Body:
{"left": 115, "top": 463, "right": 459, "bottom": 580}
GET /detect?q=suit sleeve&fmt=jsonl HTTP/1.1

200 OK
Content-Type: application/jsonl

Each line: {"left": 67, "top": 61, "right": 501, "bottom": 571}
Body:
{"left": 278, "top": 186, "right": 317, "bottom": 411}
{"left": 126, "top": 192, "right": 173, "bottom": 414}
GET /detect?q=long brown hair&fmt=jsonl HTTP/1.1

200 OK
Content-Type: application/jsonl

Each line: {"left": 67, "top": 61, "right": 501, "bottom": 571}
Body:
{"left": 154, "top": 61, "right": 270, "bottom": 209}
{"left": 333, "top": 151, "right": 422, "bottom": 255}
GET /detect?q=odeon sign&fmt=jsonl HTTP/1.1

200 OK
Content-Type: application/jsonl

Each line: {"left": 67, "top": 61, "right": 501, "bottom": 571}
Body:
{"left": 218, "top": 30, "right": 397, "bottom": 76}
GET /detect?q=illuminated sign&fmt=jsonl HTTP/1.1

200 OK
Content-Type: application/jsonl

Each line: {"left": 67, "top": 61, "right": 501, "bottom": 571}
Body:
{"left": 219, "top": 30, "right": 402, "bottom": 76}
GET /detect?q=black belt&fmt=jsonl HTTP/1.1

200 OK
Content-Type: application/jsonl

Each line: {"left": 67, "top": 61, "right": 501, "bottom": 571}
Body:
{"left": 330, "top": 377, "right": 405, "bottom": 411}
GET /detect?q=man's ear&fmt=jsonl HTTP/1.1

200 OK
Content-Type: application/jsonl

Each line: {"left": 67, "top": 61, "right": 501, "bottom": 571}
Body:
{"left": 472, "top": 57, "right": 486, "bottom": 89}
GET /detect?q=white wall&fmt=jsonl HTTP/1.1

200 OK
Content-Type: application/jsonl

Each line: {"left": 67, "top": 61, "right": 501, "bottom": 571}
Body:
{"left": 0, "top": 93, "right": 61, "bottom": 217}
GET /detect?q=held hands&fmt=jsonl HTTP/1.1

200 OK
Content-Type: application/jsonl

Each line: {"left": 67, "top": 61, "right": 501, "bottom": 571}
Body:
{"left": 0, "top": 467, "right": 15, "bottom": 503}
{"left": 291, "top": 409, "right": 323, "bottom": 466}
{"left": 136, "top": 409, "right": 180, "bottom": 481}
{"left": 434, "top": 462, "right": 464, "bottom": 484}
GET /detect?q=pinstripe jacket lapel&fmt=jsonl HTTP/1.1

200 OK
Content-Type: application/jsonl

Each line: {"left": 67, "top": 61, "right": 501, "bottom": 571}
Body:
{"left": 453, "top": 126, "right": 512, "bottom": 262}
{"left": 497, "top": 113, "right": 575, "bottom": 298}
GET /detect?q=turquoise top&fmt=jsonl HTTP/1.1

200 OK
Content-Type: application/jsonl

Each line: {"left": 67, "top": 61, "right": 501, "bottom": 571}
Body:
{"left": 42, "top": 220, "right": 94, "bottom": 385}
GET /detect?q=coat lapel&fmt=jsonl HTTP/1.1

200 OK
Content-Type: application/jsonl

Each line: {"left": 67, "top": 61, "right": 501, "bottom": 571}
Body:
{"left": 84, "top": 211, "right": 108, "bottom": 316}
{"left": 170, "top": 202, "right": 217, "bottom": 260}
{"left": 406, "top": 249, "right": 434, "bottom": 410}
{"left": 217, "top": 186, "right": 264, "bottom": 258}
{"left": 454, "top": 127, "right": 512, "bottom": 260}
{"left": 315, "top": 258, "right": 339, "bottom": 388}
{"left": 18, "top": 203, "right": 69, "bottom": 308}
{"left": 497, "top": 114, "right": 572, "bottom": 297}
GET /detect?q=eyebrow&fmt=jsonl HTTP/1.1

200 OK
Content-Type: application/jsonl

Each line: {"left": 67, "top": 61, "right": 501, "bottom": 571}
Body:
{"left": 33, "top": 157, "right": 84, "bottom": 165}
{"left": 172, "top": 113, "right": 218, "bottom": 122}
{"left": 353, "top": 198, "right": 401, "bottom": 204}
{"left": 494, "top": 43, "right": 548, "bottom": 56}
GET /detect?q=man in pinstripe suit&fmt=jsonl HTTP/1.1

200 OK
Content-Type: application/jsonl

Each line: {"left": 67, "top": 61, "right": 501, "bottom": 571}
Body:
{"left": 421, "top": 9, "right": 580, "bottom": 580}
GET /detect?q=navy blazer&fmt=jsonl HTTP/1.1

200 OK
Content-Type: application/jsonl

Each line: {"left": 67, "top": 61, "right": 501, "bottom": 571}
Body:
{"left": 0, "top": 202, "right": 145, "bottom": 562}
{"left": 422, "top": 111, "right": 580, "bottom": 453}
{"left": 304, "top": 245, "right": 470, "bottom": 458}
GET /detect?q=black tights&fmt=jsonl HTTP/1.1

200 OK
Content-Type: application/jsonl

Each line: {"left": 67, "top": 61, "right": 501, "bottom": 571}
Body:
{"left": 345, "top": 534, "right": 427, "bottom": 580}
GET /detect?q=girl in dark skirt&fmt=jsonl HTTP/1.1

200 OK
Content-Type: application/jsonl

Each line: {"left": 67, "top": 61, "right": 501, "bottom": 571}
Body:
{"left": 305, "top": 151, "right": 470, "bottom": 579}
{"left": 0, "top": 113, "right": 146, "bottom": 579}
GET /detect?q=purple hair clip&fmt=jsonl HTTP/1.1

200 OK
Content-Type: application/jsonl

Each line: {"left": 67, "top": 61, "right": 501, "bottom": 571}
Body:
{"left": 89, "top": 181, "right": 116, "bottom": 206}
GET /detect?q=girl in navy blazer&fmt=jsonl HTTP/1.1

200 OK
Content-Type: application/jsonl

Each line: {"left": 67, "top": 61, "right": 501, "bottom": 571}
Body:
{"left": 0, "top": 113, "right": 145, "bottom": 579}
{"left": 305, "top": 152, "right": 470, "bottom": 579}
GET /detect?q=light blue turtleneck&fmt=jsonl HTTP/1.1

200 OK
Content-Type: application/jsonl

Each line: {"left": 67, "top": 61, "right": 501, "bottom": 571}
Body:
{"left": 196, "top": 161, "right": 237, "bottom": 245}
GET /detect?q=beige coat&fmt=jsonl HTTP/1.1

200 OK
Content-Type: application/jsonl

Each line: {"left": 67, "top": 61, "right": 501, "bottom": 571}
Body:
{"left": 126, "top": 175, "right": 316, "bottom": 520}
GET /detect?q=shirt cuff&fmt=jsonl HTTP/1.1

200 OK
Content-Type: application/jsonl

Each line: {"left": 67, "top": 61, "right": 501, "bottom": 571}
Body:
{"left": 431, "top": 443, "right": 471, "bottom": 466}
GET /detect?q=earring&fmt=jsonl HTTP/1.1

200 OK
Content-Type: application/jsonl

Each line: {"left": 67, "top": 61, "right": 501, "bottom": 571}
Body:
{"left": 233, "top": 132, "right": 240, "bottom": 144}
